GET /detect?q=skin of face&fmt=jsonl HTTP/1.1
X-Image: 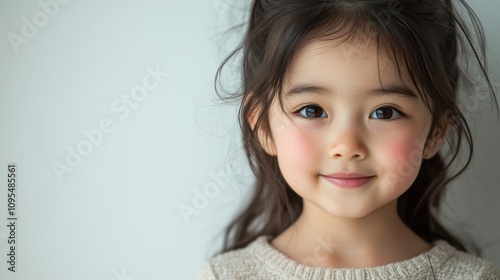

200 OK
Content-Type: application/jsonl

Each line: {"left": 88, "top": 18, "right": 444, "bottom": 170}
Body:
{"left": 258, "top": 38, "right": 443, "bottom": 222}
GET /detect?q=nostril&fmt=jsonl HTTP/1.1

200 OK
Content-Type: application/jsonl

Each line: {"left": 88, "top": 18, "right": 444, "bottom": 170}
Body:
{"left": 330, "top": 153, "right": 363, "bottom": 159}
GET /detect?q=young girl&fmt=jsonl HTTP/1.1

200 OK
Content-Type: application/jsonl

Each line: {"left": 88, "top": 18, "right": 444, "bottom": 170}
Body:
{"left": 195, "top": 0, "right": 500, "bottom": 279}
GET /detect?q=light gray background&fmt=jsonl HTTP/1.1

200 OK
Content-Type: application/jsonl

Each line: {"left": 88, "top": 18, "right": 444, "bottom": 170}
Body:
{"left": 0, "top": 0, "right": 498, "bottom": 279}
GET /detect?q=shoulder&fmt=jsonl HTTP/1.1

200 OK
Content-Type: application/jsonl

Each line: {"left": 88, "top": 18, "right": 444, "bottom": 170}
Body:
{"left": 193, "top": 236, "right": 270, "bottom": 280}
{"left": 431, "top": 240, "right": 500, "bottom": 279}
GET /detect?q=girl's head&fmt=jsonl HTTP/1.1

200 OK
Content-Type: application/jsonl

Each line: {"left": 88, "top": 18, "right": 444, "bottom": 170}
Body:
{"left": 217, "top": 0, "right": 497, "bottom": 253}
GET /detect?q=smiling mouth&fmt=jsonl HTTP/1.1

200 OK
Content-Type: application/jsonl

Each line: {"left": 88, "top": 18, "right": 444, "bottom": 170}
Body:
{"left": 320, "top": 175, "right": 375, "bottom": 188}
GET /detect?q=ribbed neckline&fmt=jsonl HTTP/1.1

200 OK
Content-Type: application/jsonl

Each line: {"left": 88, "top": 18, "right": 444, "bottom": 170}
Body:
{"left": 251, "top": 235, "right": 453, "bottom": 280}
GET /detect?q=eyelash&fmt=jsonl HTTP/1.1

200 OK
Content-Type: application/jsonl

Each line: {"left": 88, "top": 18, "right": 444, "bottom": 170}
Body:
{"left": 293, "top": 104, "right": 405, "bottom": 120}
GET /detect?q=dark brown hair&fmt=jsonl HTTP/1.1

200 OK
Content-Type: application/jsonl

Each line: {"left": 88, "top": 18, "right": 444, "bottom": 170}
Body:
{"left": 214, "top": 0, "right": 498, "bottom": 256}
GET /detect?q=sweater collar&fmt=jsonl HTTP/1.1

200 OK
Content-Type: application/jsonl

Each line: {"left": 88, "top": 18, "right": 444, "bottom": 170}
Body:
{"left": 251, "top": 235, "right": 452, "bottom": 280}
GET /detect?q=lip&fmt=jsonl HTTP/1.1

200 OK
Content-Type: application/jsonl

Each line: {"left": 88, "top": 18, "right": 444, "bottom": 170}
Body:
{"left": 321, "top": 173, "right": 375, "bottom": 189}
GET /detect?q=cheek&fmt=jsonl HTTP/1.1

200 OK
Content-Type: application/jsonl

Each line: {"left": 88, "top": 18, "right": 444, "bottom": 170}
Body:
{"left": 275, "top": 128, "right": 320, "bottom": 180}
{"left": 378, "top": 133, "right": 425, "bottom": 190}
{"left": 387, "top": 140, "right": 421, "bottom": 165}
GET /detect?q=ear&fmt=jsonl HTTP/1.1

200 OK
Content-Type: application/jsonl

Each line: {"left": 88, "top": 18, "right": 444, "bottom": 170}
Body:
{"left": 423, "top": 119, "right": 449, "bottom": 160}
{"left": 246, "top": 93, "right": 277, "bottom": 157}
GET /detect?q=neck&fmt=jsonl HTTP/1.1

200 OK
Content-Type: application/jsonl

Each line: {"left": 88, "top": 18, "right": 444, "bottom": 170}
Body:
{"left": 271, "top": 200, "right": 431, "bottom": 268}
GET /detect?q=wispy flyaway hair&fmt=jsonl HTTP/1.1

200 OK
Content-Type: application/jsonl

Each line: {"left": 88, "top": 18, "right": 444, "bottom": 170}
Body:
{"left": 214, "top": 0, "right": 498, "bottom": 255}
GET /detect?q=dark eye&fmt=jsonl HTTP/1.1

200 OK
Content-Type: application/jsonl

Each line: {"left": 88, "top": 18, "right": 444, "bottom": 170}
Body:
{"left": 297, "top": 105, "right": 328, "bottom": 119}
{"left": 370, "top": 107, "right": 402, "bottom": 120}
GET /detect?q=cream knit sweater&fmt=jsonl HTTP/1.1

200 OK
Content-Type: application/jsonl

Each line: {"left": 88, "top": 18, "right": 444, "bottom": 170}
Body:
{"left": 194, "top": 235, "right": 500, "bottom": 279}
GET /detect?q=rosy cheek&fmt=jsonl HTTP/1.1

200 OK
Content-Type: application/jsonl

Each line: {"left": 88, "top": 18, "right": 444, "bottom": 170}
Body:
{"left": 380, "top": 134, "right": 424, "bottom": 189}
{"left": 387, "top": 142, "right": 414, "bottom": 164}
{"left": 276, "top": 129, "right": 318, "bottom": 175}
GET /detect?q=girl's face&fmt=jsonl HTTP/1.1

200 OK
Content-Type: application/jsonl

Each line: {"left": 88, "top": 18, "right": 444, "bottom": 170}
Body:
{"left": 262, "top": 39, "right": 439, "bottom": 219}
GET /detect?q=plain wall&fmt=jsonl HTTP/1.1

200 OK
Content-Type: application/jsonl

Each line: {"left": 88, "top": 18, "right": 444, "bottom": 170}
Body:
{"left": 0, "top": 0, "right": 498, "bottom": 279}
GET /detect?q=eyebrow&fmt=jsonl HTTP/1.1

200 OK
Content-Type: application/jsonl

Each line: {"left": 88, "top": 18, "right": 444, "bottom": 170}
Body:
{"left": 285, "top": 83, "right": 418, "bottom": 100}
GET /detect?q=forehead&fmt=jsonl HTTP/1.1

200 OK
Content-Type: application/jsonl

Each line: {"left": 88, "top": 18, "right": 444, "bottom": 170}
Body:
{"left": 284, "top": 38, "right": 415, "bottom": 94}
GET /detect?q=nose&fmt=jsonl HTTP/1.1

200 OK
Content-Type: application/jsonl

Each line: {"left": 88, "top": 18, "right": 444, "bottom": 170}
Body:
{"left": 328, "top": 123, "right": 367, "bottom": 160}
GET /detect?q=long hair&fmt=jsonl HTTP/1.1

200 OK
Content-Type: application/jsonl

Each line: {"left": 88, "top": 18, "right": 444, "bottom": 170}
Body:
{"left": 214, "top": 0, "right": 498, "bottom": 255}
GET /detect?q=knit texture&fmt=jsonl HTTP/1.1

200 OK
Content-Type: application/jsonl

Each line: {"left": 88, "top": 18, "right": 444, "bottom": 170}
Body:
{"left": 194, "top": 235, "right": 500, "bottom": 279}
